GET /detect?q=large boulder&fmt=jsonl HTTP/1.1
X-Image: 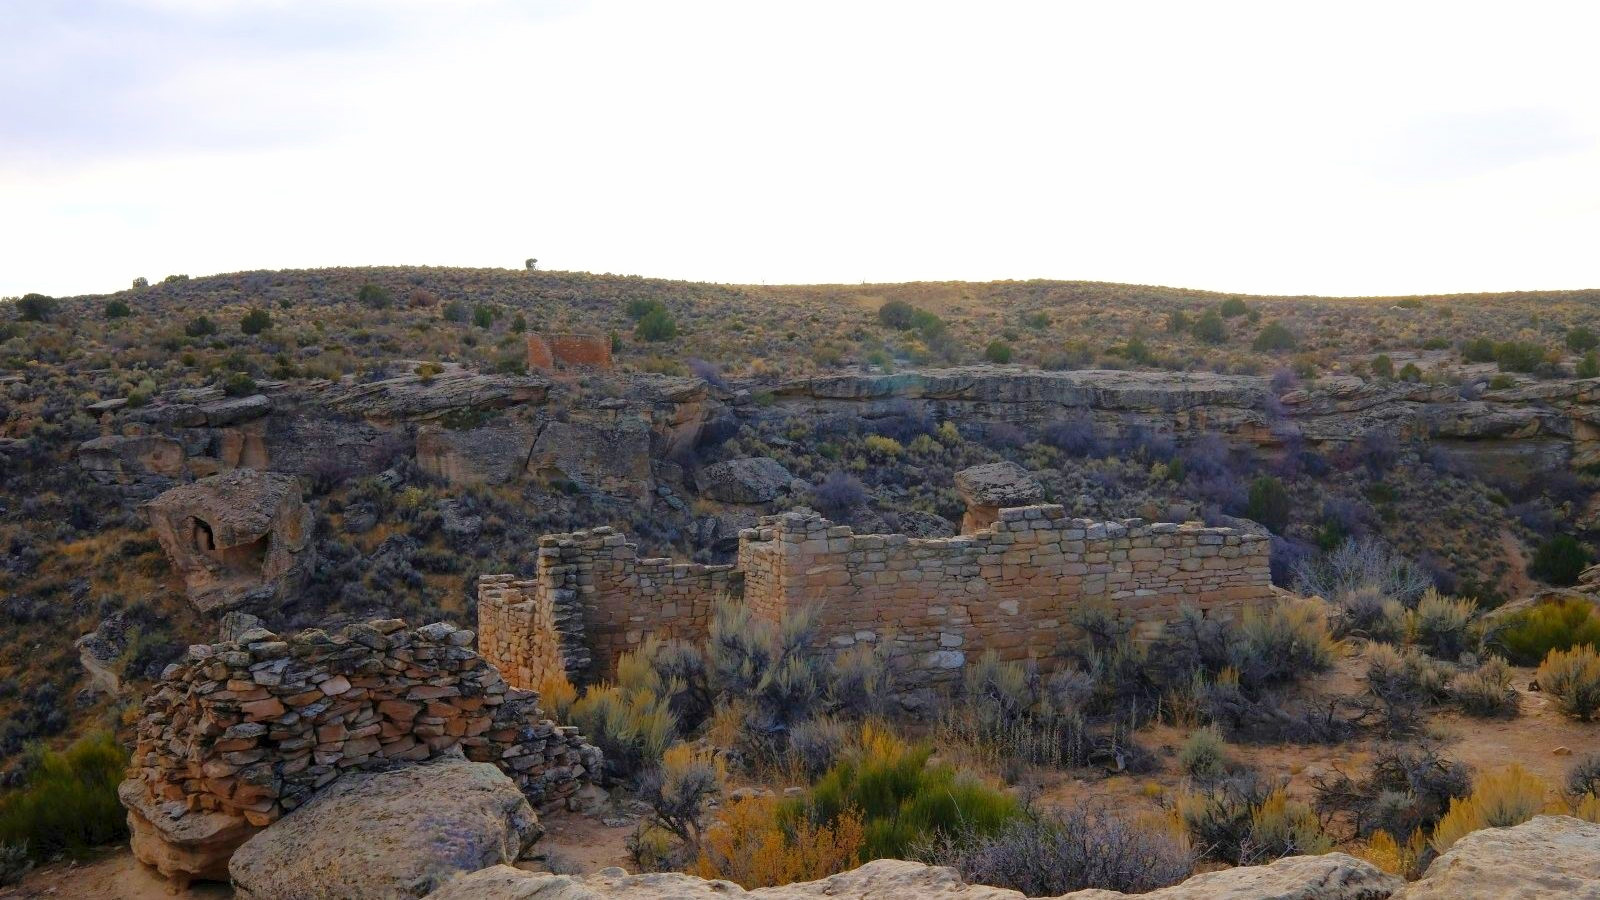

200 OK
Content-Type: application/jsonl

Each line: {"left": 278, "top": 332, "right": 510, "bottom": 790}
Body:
{"left": 229, "top": 755, "right": 542, "bottom": 900}
{"left": 120, "top": 778, "right": 257, "bottom": 887}
{"left": 144, "top": 469, "right": 314, "bottom": 613}
{"left": 416, "top": 422, "right": 539, "bottom": 485}
{"left": 423, "top": 854, "right": 1401, "bottom": 900}
{"left": 697, "top": 457, "right": 797, "bottom": 504}
{"left": 1401, "top": 815, "right": 1600, "bottom": 899}
{"left": 955, "top": 461, "right": 1044, "bottom": 532}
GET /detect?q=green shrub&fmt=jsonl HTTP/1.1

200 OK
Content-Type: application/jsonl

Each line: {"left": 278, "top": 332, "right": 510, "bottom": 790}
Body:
{"left": 1251, "top": 322, "right": 1295, "bottom": 352}
{"left": 223, "top": 372, "right": 258, "bottom": 397}
{"left": 1452, "top": 656, "right": 1518, "bottom": 718}
{"left": 1398, "top": 362, "right": 1422, "bottom": 382}
{"left": 1431, "top": 765, "right": 1547, "bottom": 852}
{"left": 983, "top": 340, "right": 1013, "bottom": 364}
{"left": 1192, "top": 311, "right": 1225, "bottom": 344}
{"left": 103, "top": 299, "right": 132, "bottom": 319}
{"left": 1538, "top": 646, "right": 1600, "bottom": 721}
{"left": 795, "top": 724, "right": 1020, "bottom": 860}
{"left": 184, "top": 314, "right": 218, "bottom": 337}
{"left": 878, "top": 300, "right": 917, "bottom": 329}
{"left": 442, "top": 300, "right": 469, "bottom": 323}
{"left": 1494, "top": 340, "right": 1546, "bottom": 373}
{"left": 1461, "top": 337, "right": 1496, "bottom": 363}
{"left": 628, "top": 298, "right": 668, "bottom": 321}
{"left": 1177, "top": 775, "right": 1329, "bottom": 865}
{"left": 1567, "top": 327, "right": 1599, "bottom": 352}
{"left": 1178, "top": 726, "right": 1227, "bottom": 779}
{"left": 1408, "top": 589, "right": 1477, "bottom": 660}
{"left": 636, "top": 307, "right": 678, "bottom": 342}
{"left": 1372, "top": 354, "right": 1394, "bottom": 378}
{"left": 15, "top": 294, "right": 55, "bottom": 322}
{"left": 1492, "top": 597, "right": 1600, "bottom": 665}
{"left": 357, "top": 283, "right": 393, "bottom": 309}
{"left": 1530, "top": 535, "right": 1590, "bottom": 586}
{"left": 472, "top": 303, "right": 496, "bottom": 328}
{"left": 0, "top": 732, "right": 128, "bottom": 861}
{"left": 1245, "top": 476, "right": 1291, "bottom": 534}
{"left": 1364, "top": 643, "right": 1450, "bottom": 731}
{"left": 240, "top": 307, "right": 272, "bottom": 334}
{"left": 1579, "top": 352, "right": 1600, "bottom": 379}
{"left": 1219, "top": 297, "right": 1248, "bottom": 318}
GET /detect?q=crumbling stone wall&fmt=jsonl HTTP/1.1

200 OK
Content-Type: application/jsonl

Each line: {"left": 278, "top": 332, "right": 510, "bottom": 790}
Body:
{"left": 478, "top": 527, "right": 740, "bottom": 684}
{"left": 120, "top": 618, "right": 599, "bottom": 883}
{"left": 737, "top": 506, "right": 1271, "bottom": 691}
{"left": 481, "top": 506, "right": 1272, "bottom": 695}
{"left": 477, "top": 574, "right": 571, "bottom": 692}
{"left": 526, "top": 332, "right": 614, "bottom": 371}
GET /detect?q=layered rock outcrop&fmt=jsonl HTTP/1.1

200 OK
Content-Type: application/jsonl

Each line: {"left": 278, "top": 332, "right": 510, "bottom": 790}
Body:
{"left": 145, "top": 469, "right": 314, "bottom": 613}
{"left": 772, "top": 368, "right": 1600, "bottom": 478}
{"left": 121, "top": 618, "right": 598, "bottom": 886}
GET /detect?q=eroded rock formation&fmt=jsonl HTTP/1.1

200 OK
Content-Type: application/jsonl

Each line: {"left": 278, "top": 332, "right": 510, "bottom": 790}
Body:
{"left": 696, "top": 457, "right": 798, "bottom": 504}
{"left": 955, "top": 461, "right": 1044, "bottom": 532}
{"left": 145, "top": 469, "right": 314, "bottom": 613}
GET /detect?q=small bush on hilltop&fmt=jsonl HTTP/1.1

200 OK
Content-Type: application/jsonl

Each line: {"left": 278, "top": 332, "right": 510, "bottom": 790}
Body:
{"left": 240, "top": 307, "right": 272, "bottom": 334}
{"left": 635, "top": 307, "right": 678, "bottom": 342}
{"left": 1430, "top": 765, "right": 1548, "bottom": 853}
{"left": 1492, "top": 597, "right": 1600, "bottom": 665}
{"left": 0, "top": 732, "right": 128, "bottom": 862}
{"left": 1537, "top": 645, "right": 1600, "bottom": 721}
{"left": 918, "top": 808, "right": 1193, "bottom": 896}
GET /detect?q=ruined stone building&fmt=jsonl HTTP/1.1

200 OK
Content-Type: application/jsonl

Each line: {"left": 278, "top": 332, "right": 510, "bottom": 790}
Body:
{"left": 478, "top": 503, "right": 1273, "bottom": 698}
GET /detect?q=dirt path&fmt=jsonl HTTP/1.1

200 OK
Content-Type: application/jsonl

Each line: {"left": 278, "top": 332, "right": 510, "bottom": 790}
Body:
{"left": 0, "top": 850, "right": 232, "bottom": 899}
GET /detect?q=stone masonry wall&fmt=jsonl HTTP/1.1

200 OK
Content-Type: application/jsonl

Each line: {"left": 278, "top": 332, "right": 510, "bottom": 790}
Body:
{"left": 121, "top": 618, "right": 600, "bottom": 882}
{"left": 482, "top": 505, "right": 1273, "bottom": 696}
{"left": 526, "top": 332, "right": 614, "bottom": 371}
{"left": 736, "top": 506, "right": 1272, "bottom": 691}
{"left": 479, "top": 527, "right": 741, "bottom": 687}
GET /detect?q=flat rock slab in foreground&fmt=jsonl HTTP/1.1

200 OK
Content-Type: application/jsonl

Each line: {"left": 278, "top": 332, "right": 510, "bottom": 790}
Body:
{"left": 231, "top": 755, "right": 541, "bottom": 900}
{"left": 1399, "top": 815, "right": 1600, "bottom": 900}
{"left": 422, "top": 855, "right": 1402, "bottom": 900}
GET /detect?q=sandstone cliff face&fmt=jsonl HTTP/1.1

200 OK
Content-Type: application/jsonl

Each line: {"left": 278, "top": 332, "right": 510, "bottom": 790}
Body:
{"left": 144, "top": 469, "right": 314, "bottom": 613}
{"left": 772, "top": 367, "right": 1600, "bottom": 478}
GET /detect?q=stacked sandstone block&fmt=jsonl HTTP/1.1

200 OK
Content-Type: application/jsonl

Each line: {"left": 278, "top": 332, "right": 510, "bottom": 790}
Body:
{"left": 124, "top": 618, "right": 600, "bottom": 837}
{"left": 477, "top": 574, "right": 571, "bottom": 694}
{"left": 738, "top": 505, "right": 1272, "bottom": 689}
{"left": 517, "top": 525, "right": 739, "bottom": 683}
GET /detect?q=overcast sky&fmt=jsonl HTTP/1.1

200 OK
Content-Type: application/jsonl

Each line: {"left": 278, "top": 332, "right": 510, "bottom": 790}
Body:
{"left": 5, "top": 0, "right": 1600, "bottom": 298}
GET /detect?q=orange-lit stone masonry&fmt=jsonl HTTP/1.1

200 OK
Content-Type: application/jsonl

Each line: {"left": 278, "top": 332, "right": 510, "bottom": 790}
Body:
{"left": 479, "top": 505, "right": 1272, "bottom": 695}
{"left": 525, "top": 332, "right": 613, "bottom": 371}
